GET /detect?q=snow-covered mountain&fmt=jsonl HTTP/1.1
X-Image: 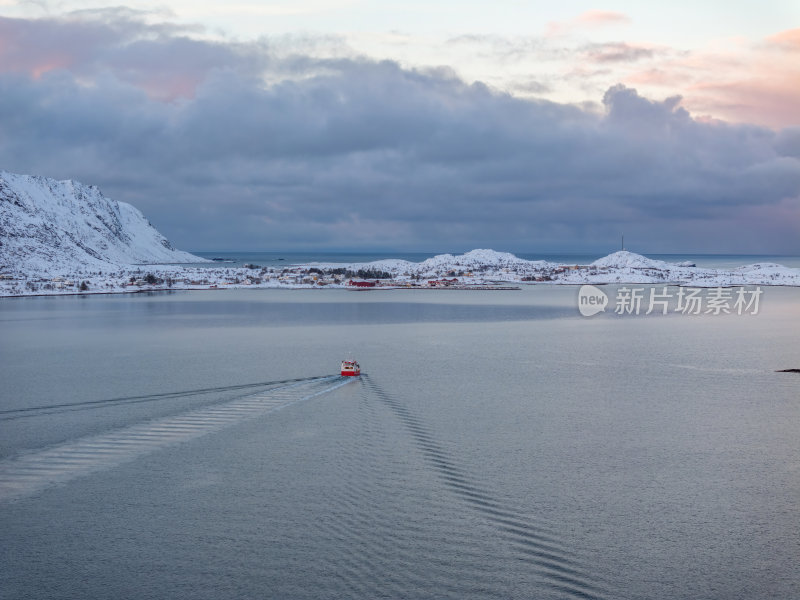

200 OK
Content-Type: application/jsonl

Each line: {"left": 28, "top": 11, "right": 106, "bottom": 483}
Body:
{"left": 0, "top": 171, "right": 207, "bottom": 274}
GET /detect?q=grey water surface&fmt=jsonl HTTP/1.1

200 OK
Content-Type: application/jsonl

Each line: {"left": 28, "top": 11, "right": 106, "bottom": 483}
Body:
{"left": 1, "top": 286, "right": 799, "bottom": 599}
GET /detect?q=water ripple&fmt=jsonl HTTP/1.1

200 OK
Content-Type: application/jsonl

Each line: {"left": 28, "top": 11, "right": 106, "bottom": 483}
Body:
{"left": 361, "top": 374, "right": 611, "bottom": 600}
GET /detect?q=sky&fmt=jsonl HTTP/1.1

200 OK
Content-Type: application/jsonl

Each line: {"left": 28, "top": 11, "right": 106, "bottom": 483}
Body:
{"left": 0, "top": 1, "right": 799, "bottom": 254}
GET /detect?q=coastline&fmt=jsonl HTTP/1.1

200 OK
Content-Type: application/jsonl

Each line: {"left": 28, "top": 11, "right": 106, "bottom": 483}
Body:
{"left": 3, "top": 249, "right": 800, "bottom": 298}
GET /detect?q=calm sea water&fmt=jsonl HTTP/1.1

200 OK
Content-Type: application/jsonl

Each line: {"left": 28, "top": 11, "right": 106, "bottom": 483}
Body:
{"left": 1, "top": 286, "right": 799, "bottom": 599}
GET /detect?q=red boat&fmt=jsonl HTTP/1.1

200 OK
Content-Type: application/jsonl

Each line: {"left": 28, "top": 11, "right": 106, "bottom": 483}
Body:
{"left": 341, "top": 360, "right": 361, "bottom": 376}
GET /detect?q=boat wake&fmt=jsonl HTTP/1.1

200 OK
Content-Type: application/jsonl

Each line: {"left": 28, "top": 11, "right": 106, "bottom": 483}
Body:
{"left": 0, "top": 375, "right": 353, "bottom": 502}
{"left": 0, "top": 376, "right": 331, "bottom": 421}
{"left": 361, "top": 374, "right": 611, "bottom": 600}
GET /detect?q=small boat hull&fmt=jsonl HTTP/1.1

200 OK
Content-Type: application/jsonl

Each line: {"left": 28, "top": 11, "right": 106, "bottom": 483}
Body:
{"left": 341, "top": 360, "right": 361, "bottom": 377}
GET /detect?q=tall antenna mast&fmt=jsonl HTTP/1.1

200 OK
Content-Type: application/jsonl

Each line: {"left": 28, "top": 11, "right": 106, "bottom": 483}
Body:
{"left": 621, "top": 234, "right": 624, "bottom": 251}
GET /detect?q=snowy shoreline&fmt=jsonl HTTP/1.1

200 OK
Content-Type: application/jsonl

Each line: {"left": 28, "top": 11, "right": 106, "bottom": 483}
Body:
{"left": 2, "top": 249, "right": 799, "bottom": 297}
{"left": 4, "top": 172, "right": 798, "bottom": 297}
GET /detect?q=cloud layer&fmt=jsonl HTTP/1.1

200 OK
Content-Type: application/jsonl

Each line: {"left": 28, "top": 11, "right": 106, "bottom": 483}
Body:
{"left": 0, "top": 11, "right": 798, "bottom": 253}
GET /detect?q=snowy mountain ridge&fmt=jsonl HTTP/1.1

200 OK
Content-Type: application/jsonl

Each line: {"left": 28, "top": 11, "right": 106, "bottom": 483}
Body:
{"left": 0, "top": 171, "right": 206, "bottom": 274}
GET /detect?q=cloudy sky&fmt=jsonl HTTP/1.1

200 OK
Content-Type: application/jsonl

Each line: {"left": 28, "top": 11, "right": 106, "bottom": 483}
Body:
{"left": 1, "top": 1, "right": 799, "bottom": 254}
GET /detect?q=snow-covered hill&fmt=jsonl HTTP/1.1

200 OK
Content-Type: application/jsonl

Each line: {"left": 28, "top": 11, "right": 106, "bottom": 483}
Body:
{"left": 313, "top": 249, "right": 800, "bottom": 286}
{"left": 0, "top": 172, "right": 206, "bottom": 274}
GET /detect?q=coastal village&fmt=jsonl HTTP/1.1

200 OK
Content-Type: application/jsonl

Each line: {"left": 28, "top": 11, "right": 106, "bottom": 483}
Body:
{"left": 3, "top": 249, "right": 800, "bottom": 297}
{"left": 0, "top": 261, "right": 529, "bottom": 294}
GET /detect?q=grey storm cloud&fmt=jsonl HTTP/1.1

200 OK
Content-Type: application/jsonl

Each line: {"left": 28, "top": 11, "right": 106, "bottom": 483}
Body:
{"left": 0, "top": 12, "right": 798, "bottom": 253}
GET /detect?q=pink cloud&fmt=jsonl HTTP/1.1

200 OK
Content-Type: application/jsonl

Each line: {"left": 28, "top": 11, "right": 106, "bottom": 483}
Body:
{"left": 767, "top": 28, "right": 800, "bottom": 48}
{"left": 622, "top": 29, "right": 800, "bottom": 129}
{"left": 576, "top": 10, "right": 631, "bottom": 26}
{"left": 0, "top": 13, "right": 236, "bottom": 101}
{"left": 626, "top": 68, "right": 692, "bottom": 87}
{"left": 686, "top": 79, "right": 800, "bottom": 130}
{"left": 546, "top": 10, "right": 630, "bottom": 37}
